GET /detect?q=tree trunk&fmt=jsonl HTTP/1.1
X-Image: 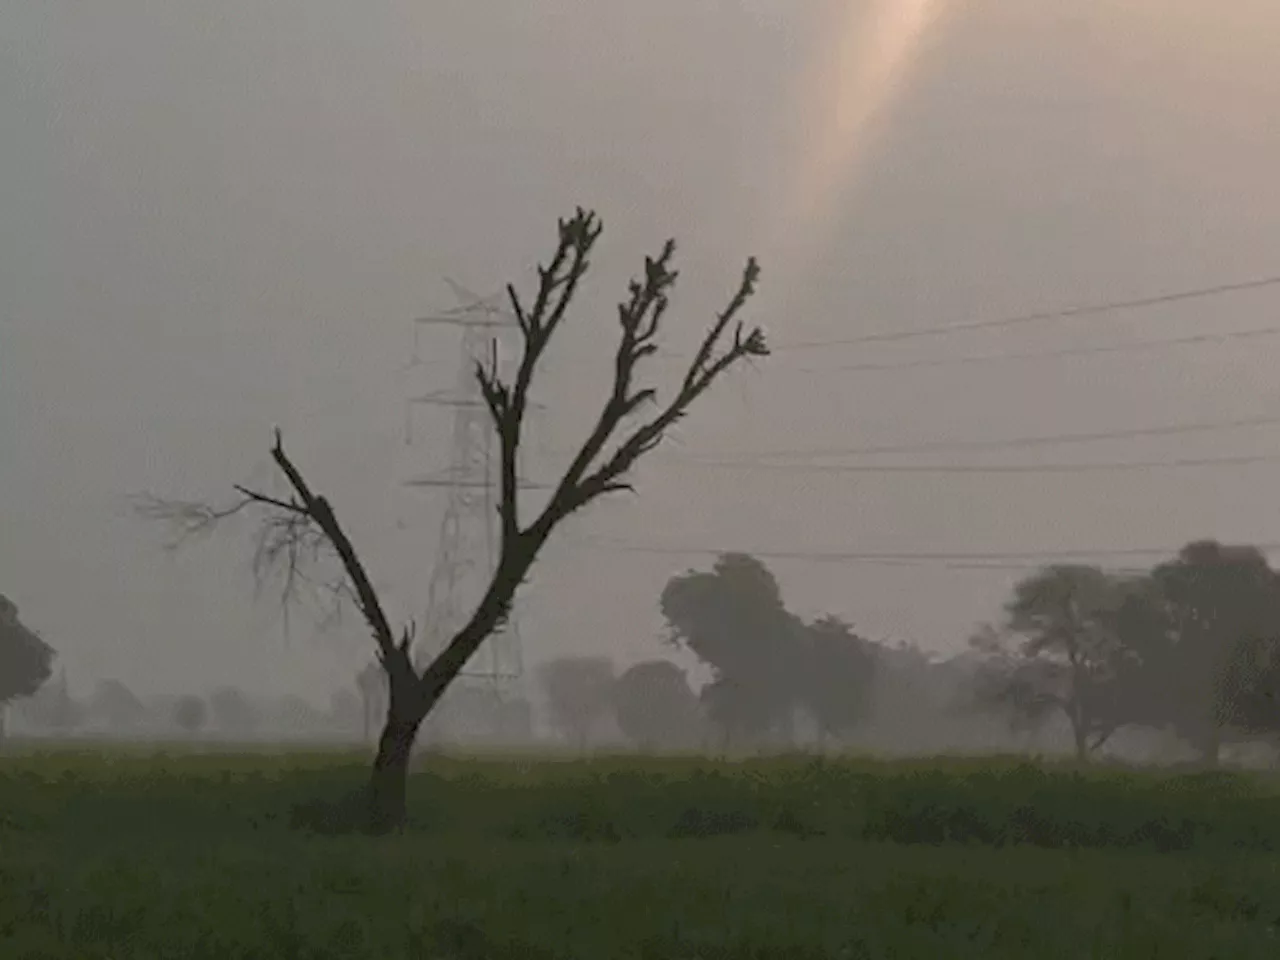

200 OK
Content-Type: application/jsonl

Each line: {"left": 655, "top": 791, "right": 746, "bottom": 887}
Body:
{"left": 366, "top": 704, "right": 424, "bottom": 834}
{"left": 1071, "top": 721, "right": 1089, "bottom": 762}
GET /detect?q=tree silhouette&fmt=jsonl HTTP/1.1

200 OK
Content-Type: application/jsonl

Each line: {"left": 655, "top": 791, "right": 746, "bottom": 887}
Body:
{"left": 661, "top": 555, "right": 876, "bottom": 751}
{"left": 89, "top": 679, "right": 147, "bottom": 731}
{"left": 0, "top": 594, "right": 55, "bottom": 738}
{"left": 1142, "top": 541, "right": 1280, "bottom": 766}
{"left": 136, "top": 209, "right": 767, "bottom": 831}
{"left": 172, "top": 695, "right": 207, "bottom": 736}
{"left": 996, "top": 565, "right": 1146, "bottom": 760}
{"left": 537, "top": 656, "right": 617, "bottom": 750}
{"left": 661, "top": 553, "right": 798, "bottom": 747}
{"left": 611, "top": 659, "right": 701, "bottom": 751}
{"left": 795, "top": 615, "right": 878, "bottom": 745}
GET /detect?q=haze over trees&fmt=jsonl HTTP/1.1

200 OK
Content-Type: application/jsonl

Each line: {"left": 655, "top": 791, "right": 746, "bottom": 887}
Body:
{"left": 611, "top": 660, "right": 702, "bottom": 751}
{"left": 172, "top": 695, "right": 208, "bottom": 736}
{"left": 965, "top": 540, "right": 1280, "bottom": 767}
{"left": 537, "top": 656, "right": 617, "bottom": 749}
{"left": 138, "top": 208, "right": 768, "bottom": 831}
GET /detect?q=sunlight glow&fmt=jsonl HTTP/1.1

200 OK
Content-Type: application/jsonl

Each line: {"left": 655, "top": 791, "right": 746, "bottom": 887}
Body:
{"left": 770, "top": 0, "right": 945, "bottom": 277}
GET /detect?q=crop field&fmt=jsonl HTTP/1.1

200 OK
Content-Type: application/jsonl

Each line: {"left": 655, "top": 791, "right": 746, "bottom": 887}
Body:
{"left": 3, "top": 747, "right": 1280, "bottom": 958}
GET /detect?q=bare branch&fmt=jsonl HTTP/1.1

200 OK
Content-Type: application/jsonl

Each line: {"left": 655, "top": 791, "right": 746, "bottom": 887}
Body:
{"left": 261, "top": 432, "right": 403, "bottom": 671}
{"left": 476, "top": 209, "right": 604, "bottom": 546}
{"left": 131, "top": 492, "right": 259, "bottom": 551}
{"left": 536, "top": 255, "right": 767, "bottom": 530}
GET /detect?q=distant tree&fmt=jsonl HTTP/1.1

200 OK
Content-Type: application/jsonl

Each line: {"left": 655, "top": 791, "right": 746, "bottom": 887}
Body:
{"left": 172, "top": 695, "right": 207, "bottom": 736}
{"left": 0, "top": 594, "right": 55, "bottom": 737}
{"left": 660, "top": 555, "right": 876, "bottom": 750}
{"left": 997, "top": 565, "right": 1147, "bottom": 760}
{"left": 796, "top": 615, "right": 878, "bottom": 745}
{"left": 660, "top": 553, "right": 799, "bottom": 747}
{"left": 979, "top": 565, "right": 1146, "bottom": 760}
{"left": 611, "top": 659, "right": 702, "bottom": 750}
{"left": 208, "top": 686, "right": 259, "bottom": 736}
{"left": 89, "top": 679, "right": 147, "bottom": 731}
{"left": 538, "top": 656, "right": 617, "bottom": 750}
{"left": 1141, "top": 541, "right": 1280, "bottom": 766}
{"left": 136, "top": 208, "right": 768, "bottom": 831}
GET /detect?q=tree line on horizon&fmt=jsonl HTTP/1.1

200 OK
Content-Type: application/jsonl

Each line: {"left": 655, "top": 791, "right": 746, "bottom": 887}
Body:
{"left": 532, "top": 539, "right": 1280, "bottom": 768}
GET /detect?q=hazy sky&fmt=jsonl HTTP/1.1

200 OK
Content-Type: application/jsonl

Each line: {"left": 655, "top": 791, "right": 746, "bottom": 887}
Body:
{"left": 5, "top": 1, "right": 1280, "bottom": 702}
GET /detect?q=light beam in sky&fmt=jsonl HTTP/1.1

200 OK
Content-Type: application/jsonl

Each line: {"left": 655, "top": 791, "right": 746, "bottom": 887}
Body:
{"left": 768, "top": 0, "right": 946, "bottom": 281}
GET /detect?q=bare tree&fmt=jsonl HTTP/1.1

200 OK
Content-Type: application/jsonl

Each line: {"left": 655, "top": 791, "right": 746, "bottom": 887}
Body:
{"left": 136, "top": 209, "right": 767, "bottom": 831}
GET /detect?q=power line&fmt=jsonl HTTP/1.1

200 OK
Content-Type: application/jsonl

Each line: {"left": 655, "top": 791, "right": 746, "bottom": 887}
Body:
{"left": 771, "top": 273, "right": 1280, "bottom": 352}
{"left": 795, "top": 323, "right": 1280, "bottom": 374}
{"left": 677, "top": 413, "right": 1280, "bottom": 462}
{"left": 569, "top": 536, "right": 1280, "bottom": 569}
{"left": 660, "top": 452, "right": 1280, "bottom": 475}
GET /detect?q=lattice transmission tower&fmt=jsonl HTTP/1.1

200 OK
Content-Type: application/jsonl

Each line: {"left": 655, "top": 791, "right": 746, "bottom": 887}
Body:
{"left": 399, "top": 280, "right": 544, "bottom": 742}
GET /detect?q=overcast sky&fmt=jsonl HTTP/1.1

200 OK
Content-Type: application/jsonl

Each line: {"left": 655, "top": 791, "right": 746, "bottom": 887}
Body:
{"left": 4, "top": 1, "right": 1280, "bottom": 702}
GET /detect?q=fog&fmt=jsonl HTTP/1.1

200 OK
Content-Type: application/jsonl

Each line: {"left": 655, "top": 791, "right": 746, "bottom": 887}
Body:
{"left": 5, "top": 0, "right": 1280, "bottom": 747}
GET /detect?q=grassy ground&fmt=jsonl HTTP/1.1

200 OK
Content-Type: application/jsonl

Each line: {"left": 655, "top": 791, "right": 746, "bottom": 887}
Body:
{"left": 2, "top": 747, "right": 1280, "bottom": 958}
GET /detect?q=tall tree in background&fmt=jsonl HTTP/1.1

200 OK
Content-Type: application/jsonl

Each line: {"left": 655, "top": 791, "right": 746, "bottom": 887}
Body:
{"left": 1144, "top": 541, "right": 1280, "bottom": 766}
{"left": 993, "top": 565, "right": 1144, "bottom": 760}
{"left": 795, "top": 614, "right": 879, "bottom": 746}
{"left": 0, "top": 594, "right": 55, "bottom": 738}
{"left": 137, "top": 209, "right": 768, "bottom": 831}
{"left": 538, "top": 656, "right": 617, "bottom": 750}
{"left": 661, "top": 553, "right": 800, "bottom": 747}
{"left": 661, "top": 555, "right": 877, "bottom": 750}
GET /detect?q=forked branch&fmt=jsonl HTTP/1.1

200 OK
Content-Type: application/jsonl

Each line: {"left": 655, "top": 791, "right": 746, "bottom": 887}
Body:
{"left": 137, "top": 207, "right": 767, "bottom": 724}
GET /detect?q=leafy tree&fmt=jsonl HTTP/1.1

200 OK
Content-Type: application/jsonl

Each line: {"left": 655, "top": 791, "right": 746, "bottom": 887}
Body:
{"left": 611, "top": 659, "right": 701, "bottom": 750}
{"left": 208, "top": 686, "right": 260, "bottom": 736}
{"left": 172, "top": 695, "right": 207, "bottom": 735}
{"left": 795, "top": 615, "right": 878, "bottom": 744}
{"left": 0, "top": 594, "right": 55, "bottom": 737}
{"left": 997, "top": 564, "right": 1147, "bottom": 760}
{"left": 89, "top": 679, "right": 147, "bottom": 731}
{"left": 968, "top": 567, "right": 1148, "bottom": 760}
{"left": 135, "top": 209, "right": 768, "bottom": 831}
{"left": 661, "top": 555, "right": 877, "bottom": 750}
{"left": 661, "top": 553, "right": 799, "bottom": 746}
{"left": 538, "top": 656, "right": 617, "bottom": 750}
{"left": 1142, "top": 541, "right": 1280, "bottom": 766}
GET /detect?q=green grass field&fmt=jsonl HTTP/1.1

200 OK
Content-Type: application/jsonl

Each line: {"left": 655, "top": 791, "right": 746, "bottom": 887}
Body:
{"left": 3, "top": 746, "right": 1280, "bottom": 958}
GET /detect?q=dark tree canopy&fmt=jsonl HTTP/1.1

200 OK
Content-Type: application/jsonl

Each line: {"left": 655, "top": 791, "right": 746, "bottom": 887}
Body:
{"left": 1142, "top": 541, "right": 1280, "bottom": 761}
{"left": 661, "top": 554, "right": 876, "bottom": 747}
{"left": 0, "top": 594, "right": 55, "bottom": 707}
{"left": 998, "top": 564, "right": 1146, "bottom": 758}
{"left": 661, "top": 553, "right": 802, "bottom": 741}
